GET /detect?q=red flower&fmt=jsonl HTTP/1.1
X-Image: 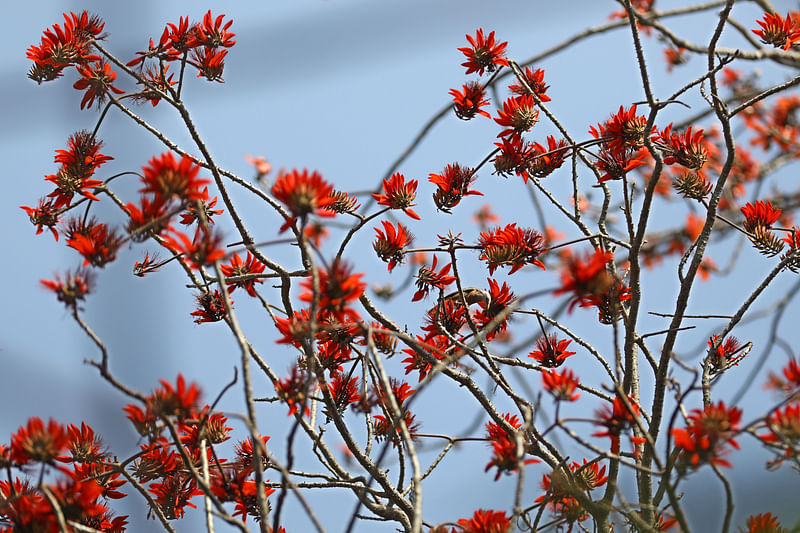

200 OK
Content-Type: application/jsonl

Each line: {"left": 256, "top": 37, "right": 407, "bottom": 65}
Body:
{"left": 450, "top": 81, "right": 491, "bottom": 120}
{"left": 741, "top": 200, "right": 782, "bottom": 233}
{"left": 125, "top": 196, "right": 172, "bottom": 241}
{"left": 140, "top": 152, "right": 210, "bottom": 203}
{"left": 478, "top": 223, "right": 547, "bottom": 274}
{"left": 275, "top": 365, "right": 311, "bottom": 417}
{"left": 508, "top": 66, "right": 550, "bottom": 101}
{"left": 412, "top": 255, "right": 457, "bottom": 301}
{"left": 220, "top": 252, "right": 266, "bottom": 296}
{"left": 429, "top": 163, "right": 482, "bottom": 213}
{"left": 529, "top": 335, "right": 576, "bottom": 368}
{"left": 45, "top": 130, "right": 112, "bottom": 208}
{"left": 179, "top": 186, "right": 224, "bottom": 227}
{"left": 593, "top": 147, "right": 648, "bottom": 182}
{"left": 272, "top": 168, "right": 335, "bottom": 225}
{"left": 147, "top": 374, "right": 202, "bottom": 420}
{"left": 191, "top": 290, "right": 230, "bottom": 324}
{"left": 65, "top": 220, "right": 123, "bottom": 267}
{"left": 474, "top": 279, "right": 517, "bottom": 340}
{"left": 26, "top": 11, "right": 104, "bottom": 83}
{"left": 149, "top": 473, "right": 203, "bottom": 519}
{"left": 653, "top": 124, "right": 708, "bottom": 170}
{"left": 73, "top": 59, "right": 124, "bottom": 109}
{"left": 741, "top": 513, "right": 786, "bottom": 533}
{"left": 373, "top": 220, "right": 414, "bottom": 271}
{"left": 371, "top": 172, "right": 419, "bottom": 216}
{"left": 274, "top": 308, "right": 313, "bottom": 347}
{"left": 555, "top": 249, "right": 615, "bottom": 312}
{"left": 759, "top": 402, "right": 800, "bottom": 455}
{"left": 373, "top": 412, "right": 421, "bottom": 445}
{"left": 325, "top": 371, "right": 361, "bottom": 419}
{"left": 191, "top": 47, "right": 228, "bottom": 82}
{"left": 494, "top": 94, "right": 539, "bottom": 138}
{"left": 299, "top": 260, "right": 366, "bottom": 320}
{"left": 61, "top": 422, "right": 107, "bottom": 463}
{"left": 134, "top": 251, "right": 161, "bottom": 277}
{"left": 529, "top": 136, "right": 569, "bottom": 179}
{"left": 401, "top": 335, "right": 450, "bottom": 382}
{"left": 163, "top": 228, "right": 226, "bottom": 270}
{"left": 41, "top": 269, "right": 94, "bottom": 307}
{"left": 484, "top": 413, "right": 538, "bottom": 481}
{"left": 570, "top": 459, "right": 608, "bottom": 490}
{"left": 189, "top": 11, "right": 236, "bottom": 48}
{"left": 10, "top": 417, "right": 69, "bottom": 464}
{"left": 752, "top": 11, "right": 800, "bottom": 50}
{"left": 133, "top": 63, "right": 177, "bottom": 106}
{"left": 456, "top": 509, "right": 511, "bottom": 533}
{"left": 493, "top": 134, "right": 535, "bottom": 182}
{"left": 707, "top": 334, "right": 743, "bottom": 374}
{"left": 458, "top": 29, "right": 509, "bottom": 76}
{"left": 589, "top": 104, "right": 651, "bottom": 155}
{"left": 542, "top": 368, "right": 581, "bottom": 402}
{"left": 593, "top": 395, "right": 646, "bottom": 454}
{"left": 671, "top": 402, "right": 742, "bottom": 469}
{"left": 766, "top": 355, "right": 800, "bottom": 392}
{"left": 20, "top": 198, "right": 61, "bottom": 240}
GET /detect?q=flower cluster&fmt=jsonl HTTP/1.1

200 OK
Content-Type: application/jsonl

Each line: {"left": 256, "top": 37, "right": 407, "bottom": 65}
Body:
{"left": 671, "top": 402, "right": 742, "bottom": 469}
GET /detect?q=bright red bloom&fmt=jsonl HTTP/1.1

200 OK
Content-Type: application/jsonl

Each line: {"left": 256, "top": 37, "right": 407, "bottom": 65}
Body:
{"left": 191, "top": 290, "right": 230, "bottom": 324}
{"left": 741, "top": 513, "right": 786, "bottom": 533}
{"left": 542, "top": 368, "right": 581, "bottom": 402}
{"left": 191, "top": 47, "right": 228, "bottom": 81}
{"left": 272, "top": 168, "right": 336, "bottom": 224}
{"left": 325, "top": 371, "right": 362, "bottom": 419}
{"left": 274, "top": 308, "right": 313, "bottom": 347}
{"left": 493, "top": 134, "right": 535, "bottom": 181}
{"left": 741, "top": 200, "right": 782, "bottom": 233}
{"left": 529, "top": 334, "right": 576, "bottom": 368}
{"left": 509, "top": 66, "right": 550, "bottom": 101}
{"left": 134, "top": 251, "right": 161, "bottom": 277}
{"left": 189, "top": 11, "right": 236, "bottom": 48}
{"left": 664, "top": 46, "right": 689, "bottom": 73}
{"left": 373, "top": 220, "right": 413, "bottom": 271}
{"left": 759, "top": 402, "right": 800, "bottom": 455}
{"left": 26, "top": 11, "right": 104, "bottom": 83}
{"left": 299, "top": 260, "right": 366, "bottom": 320}
{"left": 10, "top": 417, "right": 69, "bottom": 464}
{"left": 149, "top": 473, "right": 203, "bottom": 519}
{"left": 66, "top": 220, "right": 123, "bottom": 267}
{"left": 590, "top": 104, "right": 651, "bottom": 155}
{"left": 140, "top": 152, "right": 210, "bottom": 203}
{"left": 474, "top": 278, "right": 517, "bottom": 340}
{"left": 593, "top": 395, "right": 646, "bottom": 454}
{"left": 371, "top": 172, "right": 420, "bottom": 220}
{"left": 653, "top": 124, "right": 708, "bottom": 170}
{"left": 20, "top": 198, "right": 60, "bottom": 240}
{"left": 570, "top": 458, "right": 608, "bottom": 490}
{"left": 72, "top": 461, "right": 127, "bottom": 500}
{"left": 458, "top": 29, "right": 509, "bottom": 76}
{"left": 125, "top": 196, "right": 172, "bottom": 241}
{"left": 41, "top": 269, "right": 94, "bottom": 307}
{"left": 429, "top": 163, "right": 482, "bottom": 213}
{"left": 707, "top": 334, "right": 743, "bottom": 374}
{"left": 412, "top": 255, "right": 457, "bottom": 301}
{"left": 421, "top": 299, "right": 468, "bottom": 342}
{"left": 372, "top": 412, "right": 421, "bottom": 445}
{"left": 163, "top": 228, "right": 226, "bottom": 270}
{"left": 529, "top": 136, "right": 569, "bottom": 179}
{"left": 767, "top": 355, "right": 800, "bottom": 392}
{"left": 593, "top": 147, "right": 648, "bottom": 182}
{"left": 401, "top": 334, "right": 450, "bottom": 381}
{"left": 456, "top": 509, "right": 511, "bottom": 533}
{"left": 275, "top": 364, "right": 311, "bottom": 417}
{"left": 45, "top": 130, "right": 112, "bottom": 208}
{"left": 671, "top": 401, "right": 742, "bottom": 469}
{"left": 220, "top": 252, "right": 266, "bottom": 296}
{"left": 752, "top": 11, "right": 800, "bottom": 50}
{"left": 147, "top": 374, "right": 202, "bottom": 420}
{"left": 555, "top": 249, "right": 616, "bottom": 312}
{"left": 478, "top": 223, "right": 546, "bottom": 274}
{"left": 60, "top": 422, "right": 107, "bottom": 464}
{"left": 450, "top": 81, "right": 491, "bottom": 120}
{"left": 484, "top": 413, "right": 538, "bottom": 481}
{"left": 495, "top": 94, "right": 539, "bottom": 138}
{"left": 73, "top": 59, "right": 124, "bottom": 109}
{"left": 133, "top": 63, "right": 177, "bottom": 106}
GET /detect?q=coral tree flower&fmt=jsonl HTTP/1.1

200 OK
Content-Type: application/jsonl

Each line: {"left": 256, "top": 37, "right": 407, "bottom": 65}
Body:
{"left": 458, "top": 29, "right": 509, "bottom": 76}
{"left": 509, "top": 66, "right": 550, "bottom": 101}
{"left": 741, "top": 200, "right": 782, "bottom": 233}
{"left": 373, "top": 220, "right": 413, "bottom": 271}
{"left": 474, "top": 279, "right": 517, "bottom": 340}
{"left": 299, "top": 260, "right": 366, "bottom": 320}
{"left": 10, "top": 418, "right": 69, "bottom": 464}
{"left": 528, "top": 334, "right": 576, "bottom": 368}
{"left": 41, "top": 269, "right": 94, "bottom": 307}
{"left": 495, "top": 95, "right": 539, "bottom": 137}
{"left": 73, "top": 59, "right": 124, "bottom": 109}
{"left": 477, "top": 223, "right": 547, "bottom": 274}
{"left": 429, "top": 163, "right": 482, "bottom": 213}
{"left": 555, "top": 249, "right": 616, "bottom": 311}
{"left": 593, "top": 395, "right": 646, "bottom": 454}
{"left": 542, "top": 368, "right": 581, "bottom": 402}
{"left": 412, "top": 255, "right": 457, "bottom": 301}
{"left": 450, "top": 81, "right": 491, "bottom": 120}
{"left": 653, "top": 124, "right": 708, "bottom": 170}
{"left": 21, "top": 198, "right": 60, "bottom": 239}
{"left": 163, "top": 228, "right": 225, "bottom": 270}
{"left": 372, "top": 172, "right": 421, "bottom": 220}
{"left": 45, "top": 130, "right": 112, "bottom": 208}
{"left": 272, "top": 168, "right": 336, "bottom": 228}
{"left": 752, "top": 11, "right": 800, "bottom": 50}
{"left": 671, "top": 402, "right": 742, "bottom": 469}
{"left": 140, "top": 152, "right": 210, "bottom": 203}
{"left": 26, "top": 11, "right": 105, "bottom": 83}
{"left": 65, "top": 220, "right": 123, "bottom": 268}
{"left": 220, "top": 252, "right": 266, "bottom": 296}
{"left": 484, "top": 413, "right": 538, "bottom": 481}
{"left": 456, "top": 509, "right": 512, "bottom": 533}
{"left": 191, "top": 290, "right": 230, "bottom": 323}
